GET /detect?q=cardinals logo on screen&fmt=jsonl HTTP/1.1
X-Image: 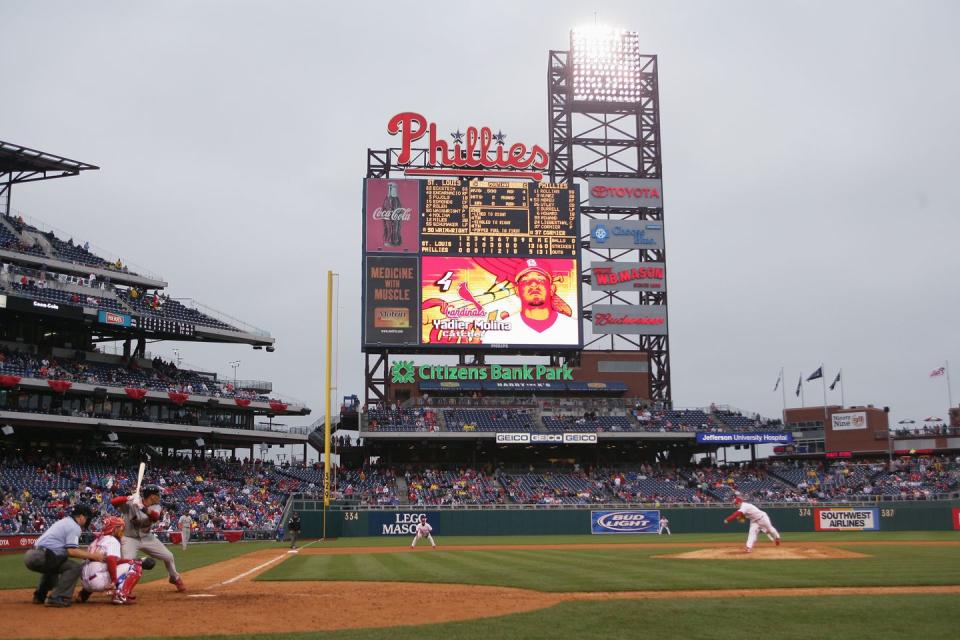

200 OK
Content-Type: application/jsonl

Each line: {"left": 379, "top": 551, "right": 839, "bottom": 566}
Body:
{"left": 420, "top": 257, "right": 580, "bottom": 347}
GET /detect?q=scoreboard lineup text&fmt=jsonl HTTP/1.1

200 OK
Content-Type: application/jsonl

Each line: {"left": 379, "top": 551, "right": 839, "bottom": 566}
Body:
{"left": 420, "top": 180, "right": 578, "bottom": 256}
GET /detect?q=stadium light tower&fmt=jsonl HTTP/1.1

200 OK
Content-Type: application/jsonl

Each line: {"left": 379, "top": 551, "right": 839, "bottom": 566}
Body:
{"left": 570, "top": 26, "right": 642, "bottom": 104}
{"left": 229, "top": 360, "right": 241, "bottom": 388}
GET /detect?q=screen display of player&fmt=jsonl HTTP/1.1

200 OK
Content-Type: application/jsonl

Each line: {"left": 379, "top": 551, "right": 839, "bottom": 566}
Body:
{"left": 420, "top": 257, "right": 581, "bottom": 348}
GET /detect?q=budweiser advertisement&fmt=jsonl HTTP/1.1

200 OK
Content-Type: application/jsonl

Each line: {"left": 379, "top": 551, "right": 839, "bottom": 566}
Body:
{"left": 364, "top": 178, "right": 420, "bottom": 253}
{"left": 591, "top": 304, "right": 668, "bottom": 335}
{"left": 590, "top": 262, "right": 666, "bottom": 292}
{"left": 420, "top": 257, "right": 581, "bottom": 348}
{"left": 589, "top": 219, "right": 664, "bottom": 251}
{"left": 364, "top": 256, "right": 420, "bottom": 347}
{"left": 588, "top": 178, "right": 663, "bottom": 208}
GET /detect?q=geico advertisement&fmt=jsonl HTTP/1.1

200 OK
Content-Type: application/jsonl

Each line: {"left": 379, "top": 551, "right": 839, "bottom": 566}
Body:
{"left": 369, "top": 512, "right": 439, "bottom": 536}
{"left": 420, "top": 256, "right": 581, "bottom": 348}
{"left": 496, "top": 433, "right": 598, "bottom": 444}
{"left": 814, "top": 508, "right": 879, "bottom": 531}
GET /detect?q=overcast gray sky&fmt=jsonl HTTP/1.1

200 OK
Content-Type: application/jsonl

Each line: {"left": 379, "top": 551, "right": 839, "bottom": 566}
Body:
{"left": 2, "top": 0, "right": 959, "bottom": 430}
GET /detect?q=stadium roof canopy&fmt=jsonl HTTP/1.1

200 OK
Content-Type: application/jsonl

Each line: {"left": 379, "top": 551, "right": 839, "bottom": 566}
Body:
{"left": 0, "top": 139, "right": 99, "bottom": 185}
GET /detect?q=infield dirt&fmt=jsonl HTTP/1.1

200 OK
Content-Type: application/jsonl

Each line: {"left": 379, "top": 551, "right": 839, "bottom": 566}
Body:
{"left": 3, "top": 543, "right": 959, "bottom": 639}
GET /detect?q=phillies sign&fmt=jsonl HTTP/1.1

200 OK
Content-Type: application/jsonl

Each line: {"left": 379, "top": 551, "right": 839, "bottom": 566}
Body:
{"left": 387, "top": 112, "right": 549, "bottom": 180}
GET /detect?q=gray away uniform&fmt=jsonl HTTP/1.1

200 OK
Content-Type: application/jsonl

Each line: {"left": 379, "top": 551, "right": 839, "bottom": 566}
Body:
{"left": 116, "top": 498, "right": 180, "bottom": 580}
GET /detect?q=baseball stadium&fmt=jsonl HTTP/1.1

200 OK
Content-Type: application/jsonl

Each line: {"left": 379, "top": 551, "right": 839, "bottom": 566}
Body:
{"left": 2, "top": 16, "right": 960, "bottom": 640}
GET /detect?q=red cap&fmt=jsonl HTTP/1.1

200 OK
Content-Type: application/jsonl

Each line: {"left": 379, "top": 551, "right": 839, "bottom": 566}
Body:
{"left": 733, "top": 495, "right": 743, "bottom": 504}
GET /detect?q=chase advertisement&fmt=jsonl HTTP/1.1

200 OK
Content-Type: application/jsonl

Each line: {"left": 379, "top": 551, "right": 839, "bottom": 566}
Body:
{"left": 420, "top": 256, "right": 581, "bottom": 348}
{"left": 591, "top": 510, "right": 661, "bottom": 534}
{"left": 369, "top": 512, "right": 439, "bottom": 536}
{"left": 589, "top": 219, "right": 664, "bottom": 251}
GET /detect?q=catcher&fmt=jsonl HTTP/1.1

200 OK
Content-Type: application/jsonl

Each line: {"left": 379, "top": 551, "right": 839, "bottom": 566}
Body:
{"left": 76, "top": 516, "right": 155, "bottom": 605}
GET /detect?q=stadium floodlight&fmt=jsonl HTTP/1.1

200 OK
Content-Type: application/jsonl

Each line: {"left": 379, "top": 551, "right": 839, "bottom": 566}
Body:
{"left": 1, "top": 425, "right": 13, "bottom": 436}
{"left": 106, "top": 432, "right": 118, "bottom": 442}
{"left": 570, "top": 26, "right": 643, "bottom": 104}
{"left": 195, "top": 438, "right": 205, "bottom": 447}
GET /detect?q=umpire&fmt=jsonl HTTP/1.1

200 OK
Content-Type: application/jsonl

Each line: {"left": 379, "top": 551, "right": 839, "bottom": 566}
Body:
{"left": 23, "top": 504, "right": 105, "bottom": 607}
{"left": 287, "top": 512, "right": 301, "bottom": 549}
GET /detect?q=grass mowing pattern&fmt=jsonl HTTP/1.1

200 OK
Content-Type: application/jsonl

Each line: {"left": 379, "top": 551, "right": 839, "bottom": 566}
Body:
{"left": 259, "top": 541, "right": 960, "bottom": 592}
{"left": 107, "top": 595, "right": 960, "bottom": 640}
{"left": 0, "top": 540, "right": 288, "bottom": 590}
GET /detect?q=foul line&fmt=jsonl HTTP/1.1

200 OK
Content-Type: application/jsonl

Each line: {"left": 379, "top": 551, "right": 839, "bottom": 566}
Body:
{"left": 209, "top": 541, "right": 321, "bottom": 589}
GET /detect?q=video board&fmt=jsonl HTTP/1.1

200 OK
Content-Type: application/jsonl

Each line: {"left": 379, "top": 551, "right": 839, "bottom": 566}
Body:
{"left": 362, "top": 177, "right": 582, "bottom": 351}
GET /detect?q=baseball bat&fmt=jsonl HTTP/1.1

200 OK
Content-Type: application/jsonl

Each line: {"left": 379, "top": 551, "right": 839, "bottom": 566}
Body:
{"left": 134, "top": 462, "right": 146, "bottom": 495}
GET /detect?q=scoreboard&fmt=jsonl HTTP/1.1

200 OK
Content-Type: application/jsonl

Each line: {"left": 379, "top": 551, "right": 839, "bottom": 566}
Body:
{"left": 362, "top": 177, "right": 582, "bottom": 352}
{"left": 420, "top": 181, "right": 577, "bottom": 256}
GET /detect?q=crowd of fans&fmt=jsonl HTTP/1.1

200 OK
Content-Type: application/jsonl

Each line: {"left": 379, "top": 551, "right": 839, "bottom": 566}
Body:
{"left": 3, "top": 450, "right": 958, "bottom": 537}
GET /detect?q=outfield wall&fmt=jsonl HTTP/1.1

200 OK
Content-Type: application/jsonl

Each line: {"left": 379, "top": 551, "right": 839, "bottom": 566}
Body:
{"left": 292, "top": 500, "right": 960, "bottom": 538}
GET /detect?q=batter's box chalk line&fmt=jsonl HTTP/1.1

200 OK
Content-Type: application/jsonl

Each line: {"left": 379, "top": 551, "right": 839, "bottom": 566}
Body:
{"left": 186, "top": 594, "right": 217, "bottom": 598}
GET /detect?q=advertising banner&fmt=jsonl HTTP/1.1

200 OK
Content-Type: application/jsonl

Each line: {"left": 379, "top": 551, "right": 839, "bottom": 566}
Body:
{"left": 589, "top": 219, "right": 664, "bottom": 251}
{"left": 364, "top": 256, "right": 419, "bottom": 347}
{"left": 590, "top": 262, "right": 666, "bottom": 292}
{"left": 364, "top": 178, "right": 420, "bottom": 254}
{"left": 814, "top": 508, "right": 880, "bottom": 531}
{"left": 953, "top": 508, "right": 960, "bottom": 531}
{"left": 495, "top": 433, "right": 599, "bottom": 445}
{"left": 367, "top": 512, "right": 439, "bottom": 536}
{"left": 696, "top": 432, "right": 794, "bottom": 444}
{"left": 0, "top": 534, "right": 41, "bottom": 551}
{"left": 831, "top": 412, "right": 868, "bottom": 431}
{"left": 587, "top": 178, "right": 663, "bottom": 208}
{"left": 591, "top": 510, "right": 661, "bottom": 534}
{"left": 5, "top": 296, "right": 84, "bottom": 319}
{"left": 97, "top": 310, "right": 133, "bottom": 327}
{"left": 590, "top": 304, "right": 667, "bottom": 335}
{"left": 420, "top": 256, "right": 581, "bottom": 348}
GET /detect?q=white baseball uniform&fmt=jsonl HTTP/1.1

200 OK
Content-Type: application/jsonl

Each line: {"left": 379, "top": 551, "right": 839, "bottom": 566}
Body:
{"left": 658, "top": 517, "right": 671, "bottom": 535}
{"left": 410, "top": 521, "right": 436, "bottom": 548}
{"left": 81, "top": 536, "right": 131, "bottom": 592}
{"left": 736, "top": 502, "right": 780, "bottom": 550}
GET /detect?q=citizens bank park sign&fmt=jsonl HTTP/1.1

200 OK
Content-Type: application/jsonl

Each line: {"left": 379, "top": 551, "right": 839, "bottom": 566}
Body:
{"left": 391, "top": 361, "right": 573, "bottom": 384}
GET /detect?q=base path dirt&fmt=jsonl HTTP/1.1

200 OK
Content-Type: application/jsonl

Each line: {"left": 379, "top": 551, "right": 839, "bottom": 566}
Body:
{"left": 3, "top": 543, "right": 958, "bottom": 639}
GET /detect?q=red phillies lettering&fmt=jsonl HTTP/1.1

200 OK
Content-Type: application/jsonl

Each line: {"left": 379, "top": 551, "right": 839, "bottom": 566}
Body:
{"left": 387, "top": 112, "right": 548, "bottom": 173}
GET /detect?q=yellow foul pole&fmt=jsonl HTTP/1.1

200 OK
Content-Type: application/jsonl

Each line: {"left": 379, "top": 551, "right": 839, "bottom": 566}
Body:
{"left": 322, "top": 270, "right": 333, "bottom": 538}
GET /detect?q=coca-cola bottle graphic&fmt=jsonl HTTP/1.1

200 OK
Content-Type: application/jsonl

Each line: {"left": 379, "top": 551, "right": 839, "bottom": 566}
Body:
{"left": 383, "top": 182, "right": 403, "bottom": 247}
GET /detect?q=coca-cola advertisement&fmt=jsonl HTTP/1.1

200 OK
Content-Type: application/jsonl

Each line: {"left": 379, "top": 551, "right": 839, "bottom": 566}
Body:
{"left": 364, "top": 178, "right": 420, "bottom": 253}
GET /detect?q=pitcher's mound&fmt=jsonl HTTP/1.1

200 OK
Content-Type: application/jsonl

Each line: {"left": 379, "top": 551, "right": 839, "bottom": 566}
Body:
{"left": 655, "top": 546, "right": 869, "bottom": 560}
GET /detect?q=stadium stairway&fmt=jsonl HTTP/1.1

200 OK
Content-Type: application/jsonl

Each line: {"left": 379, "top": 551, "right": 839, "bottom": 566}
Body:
{"left": 437, "top": 409, "right": 448, "bottom": 432}
{"left": 307, "top": 427, "right": 325, "bottom": 455}
{"left": 395, "top": 476, "right": 409, "bottom": 505}
{"left": 21, "top": 228, "right": 54, "bottom": 256}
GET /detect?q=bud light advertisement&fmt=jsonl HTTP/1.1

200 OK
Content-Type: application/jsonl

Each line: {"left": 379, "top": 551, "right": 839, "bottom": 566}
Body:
{"left": 591, "top": 510, "right": 660, "bottom": 534}
{"left": 364, "top": 178, "right": 420, "bottom": 254}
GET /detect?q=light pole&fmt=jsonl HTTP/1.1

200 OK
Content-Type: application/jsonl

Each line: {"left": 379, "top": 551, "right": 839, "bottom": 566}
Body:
{"left": 228, "top": 360, "right": 241, "bottom": 389}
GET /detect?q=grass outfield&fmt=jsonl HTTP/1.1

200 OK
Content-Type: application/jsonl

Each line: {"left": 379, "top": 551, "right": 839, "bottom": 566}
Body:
{"left": 259, "top": 532, "right": 960, "bottom": 592}
{"left": 0, "top": 540, "right": 286, "bottom": 590}
{"left": 128, "top": 595, "right": 960, "bottom": 640}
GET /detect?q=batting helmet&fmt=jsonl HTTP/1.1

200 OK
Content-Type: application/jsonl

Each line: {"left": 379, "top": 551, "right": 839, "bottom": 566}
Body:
{"left": 141, "top": 484, "right": 161, "bottom": 498}
{"left": 100, "top": 516, "right": 125, "bottom": 535}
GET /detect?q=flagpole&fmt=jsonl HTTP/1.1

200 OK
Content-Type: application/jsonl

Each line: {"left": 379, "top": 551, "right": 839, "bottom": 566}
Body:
{"left": 947, "top": 360, "right": 954, "bottom": 409}
{"left": 800, "top": 377, "right": 805, "bottom": 408}
{"left": 839, "top": 368, "right": 845, "bottom": 409}
{"left": 780, "top": 366, "right": 786, "bottom": 423}
{"left": 821, "top": 363, "right": 829, "bottom": 430}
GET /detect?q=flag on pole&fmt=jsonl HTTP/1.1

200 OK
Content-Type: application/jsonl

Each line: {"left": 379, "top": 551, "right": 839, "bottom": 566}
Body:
{"left": 773, "top": 371, "right": 781, "bottom": 392}
{"left": 795, "top": 375, "right": 802, "bottom": 397}
{"left": 930, "top": 366, "right": 945, "bottom": 377}
{"left": 806, "top": 367, "right": 823, "bottom": 382}
{"left": 829, "top": 371, "right": 841, "bottom": 391}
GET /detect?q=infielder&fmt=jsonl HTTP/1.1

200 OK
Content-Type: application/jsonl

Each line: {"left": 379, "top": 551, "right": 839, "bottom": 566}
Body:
{"left": 410, "top": 515, "right": 436, "bottom": 549}
{"left": 76, "top": 516, "right": 151, "bottom": 605}
{"left": 177, "top": 512, "right": 192, "bottom": 551}
{"left": 658, "top": 516, "right": 671, "bottom": 535}
{"left": 723, "top": 495, "right": 781, "bottom": 552}
{"left": 111, "top": 485, "right": 186, "bottom": 591}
